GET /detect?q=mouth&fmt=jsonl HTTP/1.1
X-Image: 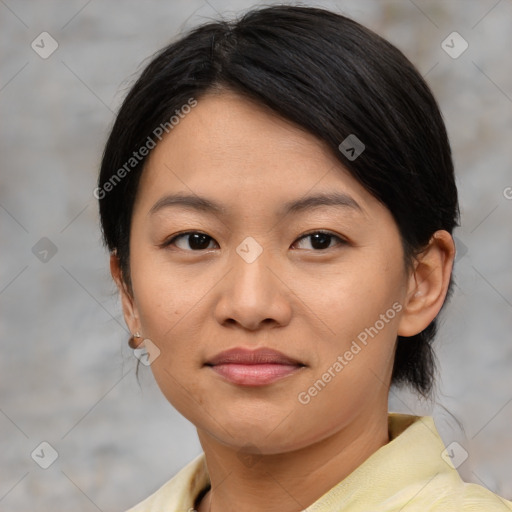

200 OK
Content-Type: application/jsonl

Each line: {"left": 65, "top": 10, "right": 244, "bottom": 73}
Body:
{"left": 204, "top": 347, "right": 306, "bottom": 387}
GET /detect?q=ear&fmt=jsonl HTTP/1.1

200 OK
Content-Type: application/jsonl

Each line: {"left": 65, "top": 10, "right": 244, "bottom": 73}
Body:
{"left": 110, "top": 252, "right": 142, "bottom": 339}
{"left": 397, "top": 230, "right": 455, "bottom": 337}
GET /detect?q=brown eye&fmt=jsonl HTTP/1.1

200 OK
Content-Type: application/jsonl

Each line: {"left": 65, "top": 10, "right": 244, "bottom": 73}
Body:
{"left": 293, "top": 231, "right": 345, "bottom": 251}
{"left": 164, "top": 232, "right": 217, "bottom": 251}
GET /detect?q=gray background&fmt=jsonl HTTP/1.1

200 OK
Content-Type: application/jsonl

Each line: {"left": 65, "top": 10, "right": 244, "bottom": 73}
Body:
{"left": 1, "top": 0, "right": 511, "bottom": 510}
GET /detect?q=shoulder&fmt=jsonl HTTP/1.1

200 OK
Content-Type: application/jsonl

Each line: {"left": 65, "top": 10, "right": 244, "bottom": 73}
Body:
{"left": 388, "top": 479, "right": 512, "bottom": 511}
{"left": 459, "top": 482, "right": 512, "bottom": 511}
{"left": 410, "top": 478, "right": 512, "bottom": 511}
{"left": 124, "top": 453, "right": 209, "bottom": 512}
{"left": 383, "top": 414, "right": 512, "bottom": 511}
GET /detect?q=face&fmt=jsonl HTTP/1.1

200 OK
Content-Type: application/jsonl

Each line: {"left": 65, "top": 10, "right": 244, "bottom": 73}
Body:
{"left": 118, "top": 91, "right": 414, "bottom": 453}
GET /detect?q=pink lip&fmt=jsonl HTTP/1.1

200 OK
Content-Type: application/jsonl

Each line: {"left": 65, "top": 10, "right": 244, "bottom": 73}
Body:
{"left": 205, "top": 347, "right": 305, "bottom": 386}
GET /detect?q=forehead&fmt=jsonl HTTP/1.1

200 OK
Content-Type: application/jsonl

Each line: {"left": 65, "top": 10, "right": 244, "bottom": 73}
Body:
{"left": 135, "top": 91, "right": 381, "bottom": 218}
{"left": 146, "top": 91, "right": 336, "bottom": 174}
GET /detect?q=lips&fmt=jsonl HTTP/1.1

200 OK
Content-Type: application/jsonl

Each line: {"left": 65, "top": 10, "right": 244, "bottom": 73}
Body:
{"left": 205, "top": 347, "right": 305, "bottom": 386}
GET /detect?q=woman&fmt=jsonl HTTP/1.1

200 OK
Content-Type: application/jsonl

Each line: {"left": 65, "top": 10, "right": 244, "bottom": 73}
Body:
{"left": 97, "top": 5, "right": 512, "bottom": 511}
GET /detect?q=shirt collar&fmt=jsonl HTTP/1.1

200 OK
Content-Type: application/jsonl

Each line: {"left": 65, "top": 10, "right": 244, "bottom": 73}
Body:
{"left": 176, "top": 413, "right": 460, "bottom": 511}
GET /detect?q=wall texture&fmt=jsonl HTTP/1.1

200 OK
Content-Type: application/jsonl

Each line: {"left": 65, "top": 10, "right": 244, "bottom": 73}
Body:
{"left": 1, "top": 0, "right": 511, "bottom": 510}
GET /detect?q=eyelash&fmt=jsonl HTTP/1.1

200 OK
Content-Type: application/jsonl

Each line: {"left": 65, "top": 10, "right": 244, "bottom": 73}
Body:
{"left": 160, "top": 230, "right": 347, "bottom": 252}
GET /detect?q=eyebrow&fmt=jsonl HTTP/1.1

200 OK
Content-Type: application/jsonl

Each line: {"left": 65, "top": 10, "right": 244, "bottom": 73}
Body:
{"left": 280, "top": 191, "right": 362, "bottom": 216}
{"left": 148, "top": 191, "right": 363, "bottom": 217}
{"left": 149, "top": 193, "right": 226, "bottom": 216}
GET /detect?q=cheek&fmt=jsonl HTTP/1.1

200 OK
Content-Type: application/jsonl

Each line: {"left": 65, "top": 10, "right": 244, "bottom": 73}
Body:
{"left": 303, "top": 253, "right": 404, "bottom": 343}
{"left": 130, "top": 249, "right": 201, "bottom": 337}
{"left": 128, "top": 247, "right": 219, "bottom": 359}
{"left": 296, "top": 250, "right": 405, "bottom": 407}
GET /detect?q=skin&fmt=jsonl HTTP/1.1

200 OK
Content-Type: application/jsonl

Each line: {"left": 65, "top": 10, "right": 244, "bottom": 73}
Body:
{"left": 111, "top": 91, "right": 455, "bottom": 512}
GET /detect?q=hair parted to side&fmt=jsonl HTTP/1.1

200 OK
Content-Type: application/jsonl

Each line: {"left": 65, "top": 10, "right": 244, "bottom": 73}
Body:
{"left": 98, "top": 5, "right": 459, "bottom": 397}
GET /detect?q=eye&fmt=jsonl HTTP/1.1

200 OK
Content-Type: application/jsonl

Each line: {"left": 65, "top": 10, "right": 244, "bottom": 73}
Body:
{"left": 292, "top": 230, "right": 346, "bottom": 251}
{"left": 161, "top": 230, "right": 346, "bottom": 252}
{"left": 162, "top": 231, "right": 218, "bottom": 251}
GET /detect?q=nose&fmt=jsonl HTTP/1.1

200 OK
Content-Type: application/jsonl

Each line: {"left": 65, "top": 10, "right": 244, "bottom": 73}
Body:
{"left": 214, "top": 244, "right": 292, "bottom": 332}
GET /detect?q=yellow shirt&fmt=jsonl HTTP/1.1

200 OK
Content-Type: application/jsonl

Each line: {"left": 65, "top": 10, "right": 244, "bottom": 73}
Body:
{"left": 126, "top": 413, "right": 512, "bottom": 511}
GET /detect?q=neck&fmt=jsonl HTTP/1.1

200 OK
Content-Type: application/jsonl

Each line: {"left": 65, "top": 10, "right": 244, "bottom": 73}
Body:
{"left": 195, "top": 407, "right": 389, "bottom": 512}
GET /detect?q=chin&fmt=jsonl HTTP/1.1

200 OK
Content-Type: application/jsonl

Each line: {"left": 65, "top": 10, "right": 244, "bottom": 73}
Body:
{"left": 202, "top": 406, "right": 312, "bottom": 452}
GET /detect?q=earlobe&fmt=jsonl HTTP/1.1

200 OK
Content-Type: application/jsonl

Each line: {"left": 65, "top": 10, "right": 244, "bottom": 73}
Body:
{"left": 110, "top": 252, "right": 141, "bottom": 336}
{"left": 397, "top": 231, "right": 455, "bottom": 337}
